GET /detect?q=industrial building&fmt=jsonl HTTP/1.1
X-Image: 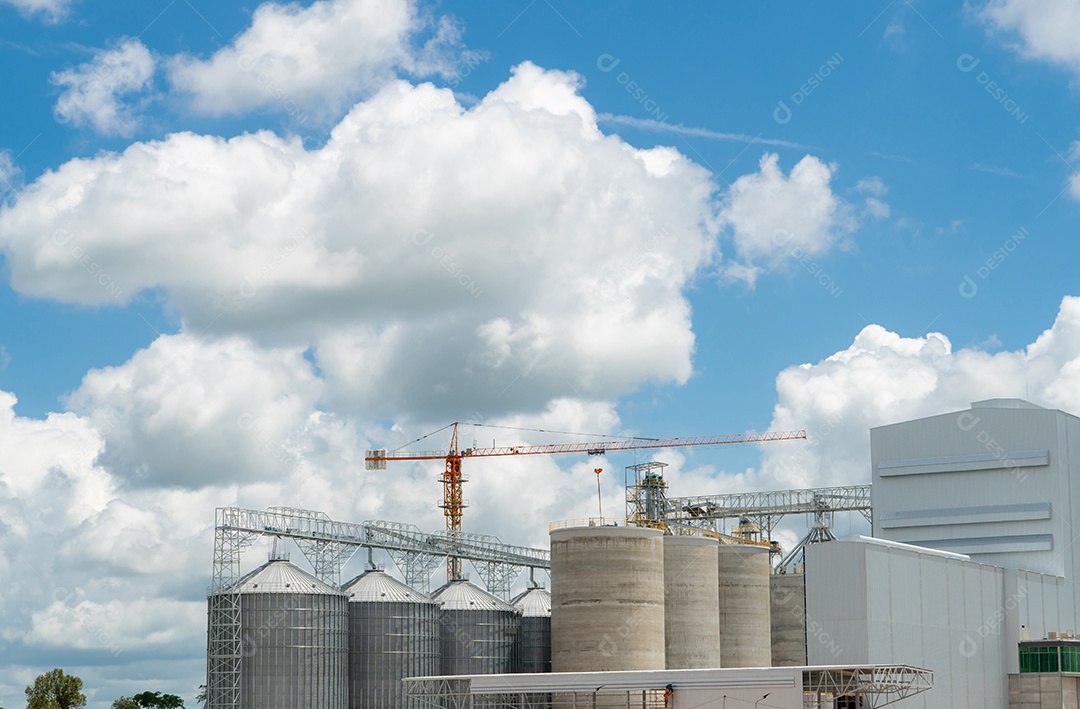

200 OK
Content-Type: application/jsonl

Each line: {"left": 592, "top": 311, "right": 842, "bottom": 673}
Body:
{"left": 852, "top": 398, "right": 1080, "bottom": 708}
{"left": 205, "top": 398, "right": 1080, "bottom": 708}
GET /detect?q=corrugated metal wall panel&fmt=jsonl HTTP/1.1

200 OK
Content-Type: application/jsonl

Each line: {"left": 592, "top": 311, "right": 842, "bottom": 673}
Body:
{"left": 808, "top": 538, "right": 1019, "bottom": 709}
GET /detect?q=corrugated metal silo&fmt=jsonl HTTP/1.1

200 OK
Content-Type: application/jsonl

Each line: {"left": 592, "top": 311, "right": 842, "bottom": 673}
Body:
{"left": 550, "top": 524, "right": 665, "bottom": 672}
{"left": 664, "top": 534, "right": 720, "bottom": 669}
{"left": 343, "top": 569, "right": 440, "bottom": 709}
{"left": 433, "top": 579, "right": 520, "bottom": 677}
{"left": 717, "top": 544, "right": 772, "bottom": 667}
{"left": 212, "top": 558, "right": 348, "bottom": 709}
{"left": 511, "top": 586, "right": 551, "bottom": 673}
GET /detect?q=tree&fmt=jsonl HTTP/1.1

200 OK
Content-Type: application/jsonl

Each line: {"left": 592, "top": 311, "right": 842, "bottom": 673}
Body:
{"left": 111, "top": 700, "right": 139, "bottom": 709}
{"left": 25, "top": 669, "right": 86, "bottom": 709}
{"left": 194, "top": 686, "right": 206, "bottom": 709}
{"left": 129, "top": 693, "right": 184, "bottom": 709}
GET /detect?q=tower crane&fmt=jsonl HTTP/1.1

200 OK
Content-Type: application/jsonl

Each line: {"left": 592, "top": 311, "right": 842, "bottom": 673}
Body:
{"left": 365, "top": 422, "right": 807, "bottom": 579}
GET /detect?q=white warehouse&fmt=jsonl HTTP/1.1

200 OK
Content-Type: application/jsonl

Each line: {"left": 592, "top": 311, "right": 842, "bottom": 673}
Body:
{"left": 806, "top": 399, "right": 1080, "bottom": 709}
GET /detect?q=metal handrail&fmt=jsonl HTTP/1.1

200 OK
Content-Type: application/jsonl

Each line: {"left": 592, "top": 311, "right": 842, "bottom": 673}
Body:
{"left": 549, "top": 517, "right": 626, "bottom": 531}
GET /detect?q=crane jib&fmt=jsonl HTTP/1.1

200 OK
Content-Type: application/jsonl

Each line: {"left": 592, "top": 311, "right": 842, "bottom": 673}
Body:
{"left": 363, "top": 429, "right": 807, "bottom": 462}
{"left": 363, "top": 425, "right": 807, "bottom": 581}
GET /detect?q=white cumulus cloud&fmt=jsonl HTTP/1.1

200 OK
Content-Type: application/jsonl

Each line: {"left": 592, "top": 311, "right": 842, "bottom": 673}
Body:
{"left": 64, "top": 333, "right": 325, "bottom": 489}
{"left": 983, "top": 0, "right": 1080, "bottom": 76}
{"left": 0, "top": 151, "right": 20, "bottom": 194}
{"left": 28, "top": 597, "right": 203, "bottom": 652}
{"left": 0, "top": 355, "right": 634, "bottom": 701}
{"left": 167, "top": 0, "right": 473, "bottom": 122}
{"left": 981, "top": 1, "right": 1080, "bottom": 203}
{"left": 855, "top": 176, "right": 891, "bottom": 219}
{"left": 52, "top": 38, "right": 155, "bottom": 136}
{"left": 719, "top": 153, "right": 858, "bottom": 286}
{"left": 0, "top": 63, "right": 718, "bottom": 419}
{"left": 1, "top": 0, "right": 70, "bottom": 22}
{"left": 2, "top": 293, "right": 1078, "bottom": 705}
{"left": 758, "top": 295, "right": 1080, "bottom": 490}
{"left": 1069, "top": 141, "right": 1080, "bottom": 200}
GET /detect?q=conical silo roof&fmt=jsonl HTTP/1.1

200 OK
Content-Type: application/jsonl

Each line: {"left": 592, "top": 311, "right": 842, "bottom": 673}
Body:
{"left": 432, "top": 579, "right": 516, "bottom": 611}
{"left": 342, "top": 569, "right": 435, "bottom": 604}
{"left": 511, "top": 586, "right": 551, "bottom": 617}
{"left": 228, "top": 558, "right": 340, "bottom": 595}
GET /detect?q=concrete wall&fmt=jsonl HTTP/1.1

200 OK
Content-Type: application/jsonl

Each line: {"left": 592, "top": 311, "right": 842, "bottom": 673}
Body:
{"left": 664, "top": 535, "right": 720, "bottom": 669}
{"left": 770, "top": 574, "right": 807, "bottom": 666}
{"left": 1008, "top": 674, "right": 1080, "bottom": 708}
{"left": 717, "top": 544, "right": 771, "bottom": 668}
{"left": 550, "top": 525, "right": 665, "bottom": 672}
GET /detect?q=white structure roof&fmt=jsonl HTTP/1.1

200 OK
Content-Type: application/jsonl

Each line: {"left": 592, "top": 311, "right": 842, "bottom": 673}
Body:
{"left": 230, "top": 558, "right": 339, "bottom": 595}
{"left": 466, "top": 667, "right": 798, "bottom": 692}
{"left": 834, "top": 535, "right": 971, "bottom": 561}
{"left": 342, "top": 569, "right": 434, "bottom": 604}
{"left": 510, "top": 586, "right": 551, "bottom": 617}
{"left": 404, "top": 665, "right": 933, "bottom": 708}
{"left": 432, "top": 578, "right": 516, "bottom": 611}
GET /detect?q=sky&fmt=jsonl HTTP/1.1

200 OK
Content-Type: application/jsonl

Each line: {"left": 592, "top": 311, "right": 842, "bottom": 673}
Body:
{"left": 1, "top": 0, "right": 1080, "bottom": 705}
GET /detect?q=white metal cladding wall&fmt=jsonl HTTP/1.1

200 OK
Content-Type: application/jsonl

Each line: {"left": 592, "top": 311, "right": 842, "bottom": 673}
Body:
{"left": 804, "top": 540, "right": 868, "bottom": 664}
{"left": 1002, "top": 568, "right": 1077, "bottom": 675}
{"left": 806, "top": 539, "right": 1008, "bottom": 709}
{"left": 870, "top": 403, "right": 1066, "bottom": 576}
{"left": 869, "top": 401, "right": 1080, "bottom": 678}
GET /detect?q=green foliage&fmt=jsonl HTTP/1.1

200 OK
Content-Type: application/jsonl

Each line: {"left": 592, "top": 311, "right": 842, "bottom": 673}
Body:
{"left": 111, "top": 699, "right": 140, "bottom": 709}
{"left": 25, "top": 669, "right": 87, "bottom": 709}
{"left": 130, "top": 692, "right": 184, "bottom": 709}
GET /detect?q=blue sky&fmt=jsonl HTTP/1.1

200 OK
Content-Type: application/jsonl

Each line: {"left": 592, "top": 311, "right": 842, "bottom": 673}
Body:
{"left": 1, "top": 0, "right": 1079, "bottom": 705}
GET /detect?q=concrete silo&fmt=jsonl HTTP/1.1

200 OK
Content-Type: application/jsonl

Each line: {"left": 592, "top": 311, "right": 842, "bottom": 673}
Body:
{"left": 211, "top": 557, "right": 348, "bottom": 709}
{"left": 511, "top": 586, "right": 551, "bottom": 673}
{"left": 770, "top": 572, "right": 807, "bottom": 666}
{"left": 717, "top": 544, "right": 772, "bottom": 667}
{"left": 432, "top": 579, "right": 520, "bottom": 677}
{"left": 343, "top": 569, "right": 440, "bottom": 709}
{"left": 663, "top": 534, "right": 721, "bottom": 669}
{"left": 550, "top": 524, "right": 665, "bottom": 672}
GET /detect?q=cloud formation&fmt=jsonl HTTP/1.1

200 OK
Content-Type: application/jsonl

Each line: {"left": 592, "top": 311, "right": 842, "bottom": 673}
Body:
{"left": 52, "top": 39, "right": 155, "bottom": 136}
{"left": 983, "top": 0, "right": 1080, "bottom": 76}
{"left": 981, "top": 1, "right": 1080, "bottom": 202}
{"left": 1, "top": 0, "right": 70, "bottom": 22}
{"left": 0, "top": 151, "right": 20, "bottom": 194}
{"left": 167, "top": 0, "right": 475, "bottom": 122}
{"left": 64, "top": 334, "right": 324, "bottom": 489}
{"left": 6, "top": 296, "right": 1080, "bottom": 704}
{"left": 760, "top": 295, "right": 1080, "bottom": 489}
{"left": 719, "top": 153, "right": 857, "bottom": 286}
{"left": 1, "top": 63, "right": 718, "bottom": 418}
{"left": 0, "top": 6, "right": 909, "bottom": 699}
